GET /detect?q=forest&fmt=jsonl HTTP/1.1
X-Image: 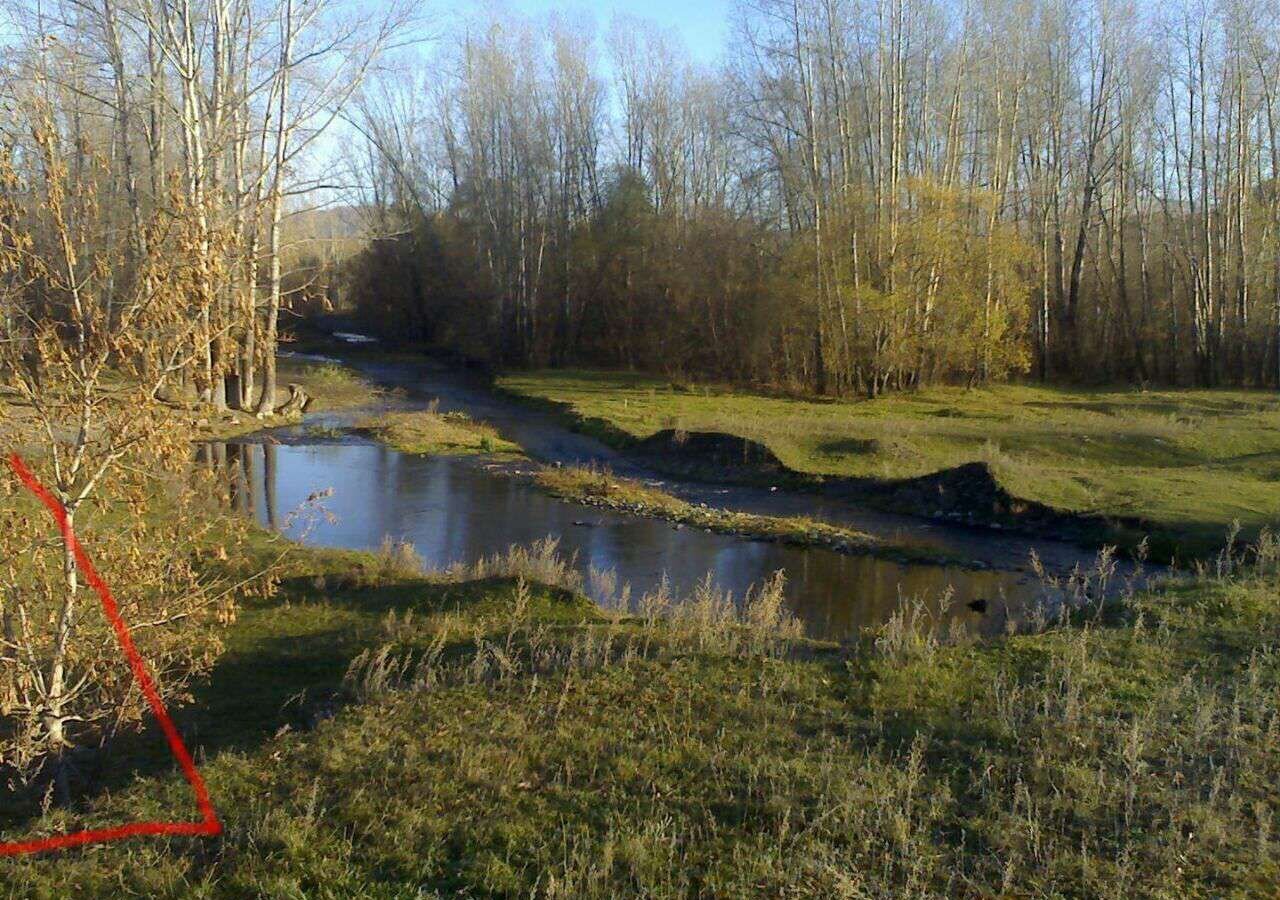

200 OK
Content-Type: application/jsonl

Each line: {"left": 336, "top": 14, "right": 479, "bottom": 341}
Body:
{"left": 348, "top": 0, "right": 1280, "bottom": 394}
{"left": 3, "top": 0, "right": 1279, "bottom": 398}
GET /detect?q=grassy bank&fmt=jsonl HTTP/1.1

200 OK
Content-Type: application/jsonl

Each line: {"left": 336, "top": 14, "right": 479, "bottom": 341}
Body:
{"left": 357, "top": 408, "right": 523, "bottom": 457}
{"left": 0, "top": 357, "right": 383, "bottom": 445}
{"left": 535, "top": 465, "right": 970, "bottom": 567}
{"left": 499, "top": 372, "right": 1280, "bottom": 558}
{"left": 278, "top": 358, "right": 383, "bottom": 411}
{"left": 3, "top": 514, "right": 1278, "bottom": 895}
{"left": 193, "top": 359, "right": 384, "bottom": 440}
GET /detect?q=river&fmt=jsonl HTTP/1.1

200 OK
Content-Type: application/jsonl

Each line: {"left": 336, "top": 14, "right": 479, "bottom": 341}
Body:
{"left": 200, "top": 353, "right": 1133, "bottom": 641}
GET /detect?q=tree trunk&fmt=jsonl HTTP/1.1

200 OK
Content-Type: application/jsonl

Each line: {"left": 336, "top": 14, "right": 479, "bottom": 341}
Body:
{"left": 45, "top": 506, "right": 79, "bottom": 805}
{"left": 255, "top": 0, "right": 294, "bottom": 416}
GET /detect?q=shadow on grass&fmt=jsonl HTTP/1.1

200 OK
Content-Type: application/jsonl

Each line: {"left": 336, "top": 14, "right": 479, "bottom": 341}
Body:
{"left": 0, "top": 573, "right": 479, "bottom": 834}
{"left": 816, "top": 437, "right": 882, "bottom": 457}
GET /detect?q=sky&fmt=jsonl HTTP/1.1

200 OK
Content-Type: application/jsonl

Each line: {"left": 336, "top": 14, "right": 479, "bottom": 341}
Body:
{"left": 449, "top": 0, "right": 735, "bottom": 64}
{"left": 311, "top": 0, "right": 736, "bottom": 201}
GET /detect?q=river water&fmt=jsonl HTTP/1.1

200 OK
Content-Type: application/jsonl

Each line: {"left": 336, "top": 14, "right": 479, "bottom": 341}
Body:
{"left": 201, "top": 354, "right": 1124, "bottom": 641}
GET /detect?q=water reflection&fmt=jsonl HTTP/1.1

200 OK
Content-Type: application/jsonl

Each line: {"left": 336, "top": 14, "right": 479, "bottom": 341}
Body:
{"left": 199, "top": 439, "right": 1058, "bottom": 641}
{"left": 197, "top": 440, "right": 277, "bottom": 527}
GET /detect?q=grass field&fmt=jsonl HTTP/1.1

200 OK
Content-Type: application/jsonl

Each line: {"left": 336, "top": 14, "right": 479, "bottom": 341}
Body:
{"left": 499, "top": 372, "right": 1280, "bottom": 558}
{"left": 3, "top": 365, "right": 1278, "bottom": 895}
{"left": 3, "top": 520, "right": 1278, "bottom": 896}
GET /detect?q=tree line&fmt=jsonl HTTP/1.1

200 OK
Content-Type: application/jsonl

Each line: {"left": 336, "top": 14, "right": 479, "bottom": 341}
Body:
{"left": 0, "top": 0, "right": 402, "bottom": 414}
{"left": 348, "top": 0, "right": 1280, "bottom": 393}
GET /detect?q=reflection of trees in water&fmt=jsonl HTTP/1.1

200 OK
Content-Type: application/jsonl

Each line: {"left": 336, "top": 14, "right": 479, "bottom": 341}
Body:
{"left": 196, "top": 442, "right": 278, "bottom": 529}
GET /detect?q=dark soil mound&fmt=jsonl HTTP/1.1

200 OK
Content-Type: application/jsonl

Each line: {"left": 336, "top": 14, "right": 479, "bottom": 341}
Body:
{"left": 863, "top": 461, "right": 1053, "bottom": 524}
{"left": 854, "top": 461, "right": 1152, "bottom": 545}
{"left": 611, "top": 423, "right": 1152, "bottom": 554}
{"left": 632, "top": 430, "right": 789, "bottom": 482}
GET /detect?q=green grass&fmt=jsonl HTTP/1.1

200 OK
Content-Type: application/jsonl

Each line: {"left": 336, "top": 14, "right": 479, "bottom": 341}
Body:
{"left": 499, "top": 371, "right": 1280, "bottom": 558}
{"left": 4, "top": 366, "right": 1279, "bottom": 895}
{"left": 357, "top": 409, "right": 523, "bottom": 457}
{"left": 3, "top": 510, "right": 1279, "bottom": 895}
{"left": 282, "top": 359, "right": 381, "bottom": 411}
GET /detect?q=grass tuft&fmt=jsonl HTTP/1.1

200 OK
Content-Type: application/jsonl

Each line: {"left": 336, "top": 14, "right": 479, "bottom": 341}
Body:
{"left": 358, "top": 407, "right": 522, "bottom": 457}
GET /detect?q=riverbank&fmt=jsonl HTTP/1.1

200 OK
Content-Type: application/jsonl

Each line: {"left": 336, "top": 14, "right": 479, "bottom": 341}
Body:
{"left": 498, "top": 371, "right": 1280, "bottom": 562}
{"left": 258, "top": 340, "right": 1157, "bottom": 568}
{"left": 534, "top": 465, "right": 977, "bottom": 568}
{"left": 243, "top": 350, "right": 1152, "bottom": 581}
{"left": 332, "top": 403, "right": 985, "bottom": 570}
{"left": 189, "top": 358, "right": 386, "bottom": 440}
{"left": 3, "top": 513, "right": 1277, "bottom": 896}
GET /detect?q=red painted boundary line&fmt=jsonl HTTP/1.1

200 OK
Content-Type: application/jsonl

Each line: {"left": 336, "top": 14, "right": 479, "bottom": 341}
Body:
{"left": 0, "top": 452, "right": 221, "bottom": 857}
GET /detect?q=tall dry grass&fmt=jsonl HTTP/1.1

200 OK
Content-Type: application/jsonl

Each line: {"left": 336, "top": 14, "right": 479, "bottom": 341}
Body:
{"left": 343, "top": 546, "right": 806, "bottom": 703}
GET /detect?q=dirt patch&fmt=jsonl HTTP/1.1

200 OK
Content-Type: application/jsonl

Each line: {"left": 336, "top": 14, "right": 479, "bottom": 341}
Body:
{"left": 834, "top": 463, "right": 1155, "bottom": 553}
{"left": 864, "top": 462, "right": 1047, "bottom": 522}
{"left": 848, "top": 462, "right": 1148, "bottom": 542}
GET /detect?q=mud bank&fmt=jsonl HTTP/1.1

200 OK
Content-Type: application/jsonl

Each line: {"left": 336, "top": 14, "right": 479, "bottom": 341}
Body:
{"left": 510, "top": 407, "right": 1161, "bottom": 558}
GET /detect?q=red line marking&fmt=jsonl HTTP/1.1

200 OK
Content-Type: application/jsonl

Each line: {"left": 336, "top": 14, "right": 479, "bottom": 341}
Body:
{"left": 0, "top": 452, "right": 222, "bottom": 856}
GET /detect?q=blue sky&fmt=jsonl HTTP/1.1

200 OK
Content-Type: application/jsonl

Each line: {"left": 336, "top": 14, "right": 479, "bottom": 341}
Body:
{"left": 312, "top": 0, "right": 736, "bottom": 195}
{"left": 451, "top": 0, "right": 734, "bottom": 64}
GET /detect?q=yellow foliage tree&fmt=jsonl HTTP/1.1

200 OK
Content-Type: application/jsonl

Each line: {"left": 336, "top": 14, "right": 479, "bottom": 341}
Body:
{"left": 0, "top": 123, "right": 271, "bottom": 805}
